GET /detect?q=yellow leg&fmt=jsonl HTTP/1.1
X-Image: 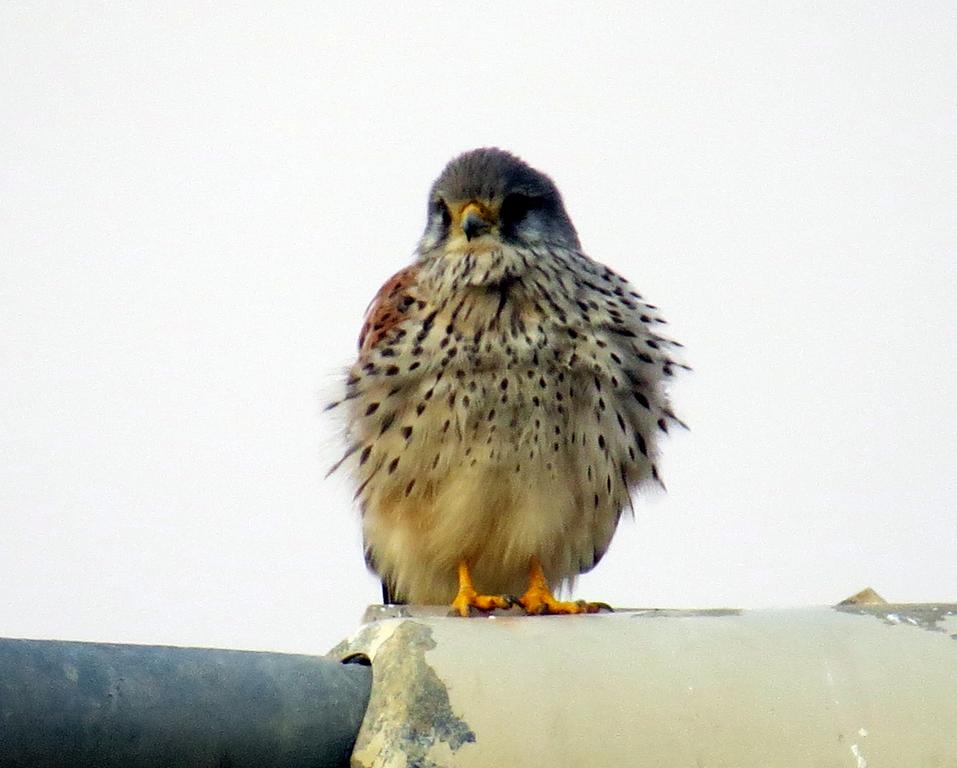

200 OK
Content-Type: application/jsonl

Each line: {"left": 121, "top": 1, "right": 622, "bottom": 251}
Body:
{"left": 517, "top": 557, "right": 611, "bottom": 615}
{"left": 450, "top": 561, "right": 513, "bottom": 617}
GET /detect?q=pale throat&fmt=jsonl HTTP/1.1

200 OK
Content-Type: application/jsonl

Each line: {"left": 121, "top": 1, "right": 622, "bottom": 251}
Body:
{"left": 422, "top": 240, "right": 527, "bottom": 292}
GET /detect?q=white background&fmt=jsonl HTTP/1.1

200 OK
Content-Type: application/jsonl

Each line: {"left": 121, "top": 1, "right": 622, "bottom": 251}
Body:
{"left": 2, "top": 3, "right": 955, "bottom": 654}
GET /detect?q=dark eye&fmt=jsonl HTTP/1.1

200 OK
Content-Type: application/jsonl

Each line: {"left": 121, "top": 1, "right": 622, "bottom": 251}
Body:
{"left": 499, "top": 193, "right": 541, "bottom": 226}
{"left": 431, "top": 198, "right": 452, "bottom": 229}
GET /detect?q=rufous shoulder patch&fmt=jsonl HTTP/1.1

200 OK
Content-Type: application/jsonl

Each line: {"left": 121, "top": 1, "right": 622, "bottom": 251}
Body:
{"left": 358, "top": 264, "right": 420, "bottom": 352}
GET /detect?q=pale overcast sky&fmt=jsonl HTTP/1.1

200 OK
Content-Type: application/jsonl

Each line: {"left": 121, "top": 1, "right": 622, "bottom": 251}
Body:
{"left": 2, "top": 3, "right": 955, "bottom": 654}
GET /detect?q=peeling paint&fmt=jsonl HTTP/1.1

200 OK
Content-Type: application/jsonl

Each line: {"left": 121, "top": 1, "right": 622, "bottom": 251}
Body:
{"left": 834, "top": 603, "right": 957, "bottom": 637}
{"left": 331, "top": 618, "right": 402, "bottom": 662}
{"left": 359, "top": 604, "right": 746, "bottom": 623}
{"left": 347, "top": 621, "right": 475, "bottom": 768}
{"left": 627, "top": 607, "right": 743, "bottom": 619}
{"left": 361, "top": 604, "right": 523, "bottom": 624}
{"left": 336, "top": 606, "right": 957, "bottom": 767}
{"left": 851, "top": 743, "right": 869, "bottom": 768}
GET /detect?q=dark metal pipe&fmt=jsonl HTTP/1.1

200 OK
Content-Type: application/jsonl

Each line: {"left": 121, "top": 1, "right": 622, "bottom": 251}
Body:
{"left": 0, "top": 637, "right": 372, "bottom": 768}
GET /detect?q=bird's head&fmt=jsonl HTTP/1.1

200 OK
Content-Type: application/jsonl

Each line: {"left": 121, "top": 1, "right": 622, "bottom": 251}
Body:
{"left": 417, "top": 148, "right": 580, "bottom": 285}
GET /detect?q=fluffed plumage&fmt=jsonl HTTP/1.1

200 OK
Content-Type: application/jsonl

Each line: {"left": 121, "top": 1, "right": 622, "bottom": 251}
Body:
{"left": 329, "top": 148, "right": 683, "bottom": 609}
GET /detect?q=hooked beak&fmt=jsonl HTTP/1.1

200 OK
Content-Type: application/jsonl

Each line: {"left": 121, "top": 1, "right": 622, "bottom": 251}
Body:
{"left": 460, "top": 203, "right": 492, "bottom": 241}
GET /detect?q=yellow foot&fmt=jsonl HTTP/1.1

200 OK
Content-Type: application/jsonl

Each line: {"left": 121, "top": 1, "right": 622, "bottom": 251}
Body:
{"left": 450, "top": 589, "right": 514, "bottom": 617}
{"left": 517, "top": 557, "right": 612, "bottom": 615}
{"left": 518, "top": 589, "right": 609, "bottom": 615}
{"left": 449, "top": 560, "right": 513, "bottom": 617}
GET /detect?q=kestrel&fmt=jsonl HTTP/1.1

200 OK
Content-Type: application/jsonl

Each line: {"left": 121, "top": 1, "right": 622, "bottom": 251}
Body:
{"left": 330, "top": 148, "right": 684, "bottom": 616}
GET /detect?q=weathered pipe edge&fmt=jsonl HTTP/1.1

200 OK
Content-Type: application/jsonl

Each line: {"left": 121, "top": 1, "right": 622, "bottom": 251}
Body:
{"left": 335, "top": 604, "right": 957, "bottom": 768}
{"left": 0, "top": 637, "right": 372, "bottom": 768}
